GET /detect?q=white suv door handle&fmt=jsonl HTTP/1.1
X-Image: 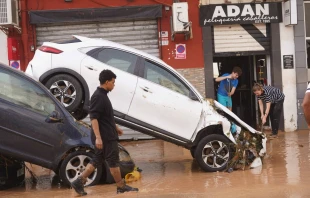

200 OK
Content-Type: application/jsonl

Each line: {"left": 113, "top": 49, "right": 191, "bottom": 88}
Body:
{"left": 140, "top": 86, "right": 152, "bottom": 93}
{"left": 85, "top": 66, "right": 97, "bottom": 71}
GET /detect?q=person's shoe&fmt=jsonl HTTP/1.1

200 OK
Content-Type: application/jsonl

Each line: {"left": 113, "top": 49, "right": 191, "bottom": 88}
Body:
{"left": 268, "top": 134, "right": 278, "bottom": 139}
{"left": 117, "top": 185, "right": 139, "bottom": 194}
{"left": 71, "top": 177, "right": 87, "bottom": 196}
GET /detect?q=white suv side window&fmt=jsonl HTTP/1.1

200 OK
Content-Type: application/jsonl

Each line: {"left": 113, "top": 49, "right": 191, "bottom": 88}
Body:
{"left": 144, "top": 61, "right": 190, "bottom": 96}
{"left": 0, "top": 69, "right": 56, "bottom": 116}
{"left": 96, "top": 48, "right": 138, "bottom": 74}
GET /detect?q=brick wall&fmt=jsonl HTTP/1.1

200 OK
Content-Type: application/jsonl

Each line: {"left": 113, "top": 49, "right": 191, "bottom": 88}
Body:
{"left": 176, "top": 68, "right": 206, "bottom": 97}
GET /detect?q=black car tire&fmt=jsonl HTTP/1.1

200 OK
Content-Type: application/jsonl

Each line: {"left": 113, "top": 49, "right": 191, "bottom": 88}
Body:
{"left": 190, "top": 147, "right": 196, "bottom": 159}
{"left": 101, "top": 145, "right": 135, "bottom": 184}
{"left": 59, "top": 150, "right": 103, "bottom": 187}
{"left": 71, "top": 105, "right": 89, "bottom": 121}
{"left": 45, "top": 74, "right": 83, "bottom": 112}
{"left": 195, "top": 134, "right": 233, "bottom": 172}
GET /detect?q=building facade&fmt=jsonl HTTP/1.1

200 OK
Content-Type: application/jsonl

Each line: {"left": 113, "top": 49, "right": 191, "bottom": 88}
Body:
{"left": 17, "top": 0, "right": 206, "bottom": 95}
{"left": 200, "top": 0, "right": 304, "bottom": 131}
{"left": 4, "top": 0, "right": 308, "bottom": 131}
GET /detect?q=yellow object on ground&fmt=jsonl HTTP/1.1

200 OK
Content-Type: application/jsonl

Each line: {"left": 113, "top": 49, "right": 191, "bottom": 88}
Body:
{"left": 125, "top": 170, "right": 141, "bottom": 183}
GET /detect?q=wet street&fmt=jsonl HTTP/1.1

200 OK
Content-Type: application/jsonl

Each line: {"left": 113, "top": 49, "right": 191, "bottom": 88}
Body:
{"left": 2, "top": 130, "right": 310, "bottom": 198}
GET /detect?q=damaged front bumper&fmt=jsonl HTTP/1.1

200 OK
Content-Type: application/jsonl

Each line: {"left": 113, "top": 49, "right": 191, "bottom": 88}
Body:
{"left": 192, "top": 99, "right": 267, "bottom": 169}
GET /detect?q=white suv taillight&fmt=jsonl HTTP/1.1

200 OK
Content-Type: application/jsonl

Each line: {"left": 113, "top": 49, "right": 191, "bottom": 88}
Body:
{"left": 38, "top": 46, "right": 63, "bottom": 54}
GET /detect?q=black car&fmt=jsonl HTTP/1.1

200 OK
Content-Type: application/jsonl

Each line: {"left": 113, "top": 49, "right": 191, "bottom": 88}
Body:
{"left": 0, "top": 63, "right": 135, "bottom": 188}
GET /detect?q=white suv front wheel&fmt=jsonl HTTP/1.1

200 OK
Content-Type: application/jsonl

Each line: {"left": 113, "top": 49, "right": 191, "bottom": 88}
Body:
{"left": 195, "top": 134, "right": 233, "bottom": 172}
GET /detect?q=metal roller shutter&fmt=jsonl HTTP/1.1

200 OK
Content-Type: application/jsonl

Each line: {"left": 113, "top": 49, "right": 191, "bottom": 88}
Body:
{"left": 213, "top": 24, "right": 269, "bottom": 55}
{"left": 36, "top": 20, "right": 160, "bottom": 57}
{"left": 36, "top": 20, "right": 159, "bottom": 140}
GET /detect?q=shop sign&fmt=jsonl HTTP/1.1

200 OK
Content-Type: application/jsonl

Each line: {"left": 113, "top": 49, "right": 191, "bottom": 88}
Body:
{"left": 199, "top": 2, "right": 282, "bottom": 26}
{"left": 283, "top": 55, "right": 294, "bottom": 69}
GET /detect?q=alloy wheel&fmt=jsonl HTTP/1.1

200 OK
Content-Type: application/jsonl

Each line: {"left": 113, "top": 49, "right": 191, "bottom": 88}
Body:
{"left": 65, "top": 154, "right": 97, "bottom": 186}
{"left": 201, "top": 140, "right": 230, "bottom": 168}
{"left": 49, "top": 80, "right": 76, "bottom": 107}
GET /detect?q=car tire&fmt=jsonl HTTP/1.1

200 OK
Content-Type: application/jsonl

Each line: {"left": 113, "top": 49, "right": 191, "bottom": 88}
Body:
{"left": 59, "top": 150, "right": 103, "bottom": 187}
{"left": 190, "top": 147, "right": 196, "bottom": 159}
{"left": 45, "top": 74, "right": 83, "bottom": 112}
{"left": 195, "top": 134, "right": 233, "bottom": 172}
{"left": 71, "top": 105, "right": 89, "bottom": 121}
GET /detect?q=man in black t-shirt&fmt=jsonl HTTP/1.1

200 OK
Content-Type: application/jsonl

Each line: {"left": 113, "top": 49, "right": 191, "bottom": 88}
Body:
{"left": 71, "top": 70, "right": 138, "bottom": 195}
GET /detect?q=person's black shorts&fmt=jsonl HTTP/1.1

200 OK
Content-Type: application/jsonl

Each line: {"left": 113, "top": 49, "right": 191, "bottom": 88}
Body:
{"left": 90, "top": 140, "right": 120, "bottom": 168}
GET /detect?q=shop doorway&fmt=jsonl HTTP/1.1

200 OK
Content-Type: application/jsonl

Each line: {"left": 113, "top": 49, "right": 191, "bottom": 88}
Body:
{"left": 213, "top": 55, "right": 268, "bottom": 128}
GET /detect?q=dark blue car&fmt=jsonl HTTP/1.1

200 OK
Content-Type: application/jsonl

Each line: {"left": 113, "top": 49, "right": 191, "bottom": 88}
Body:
{"left": 0, "top": 63, "right": 134, "bottom": 188}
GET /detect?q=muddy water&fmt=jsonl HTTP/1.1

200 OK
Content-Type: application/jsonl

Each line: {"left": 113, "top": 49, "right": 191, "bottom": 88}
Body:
{"left": 2, "top": 130, "right": 310, "bottom": 198}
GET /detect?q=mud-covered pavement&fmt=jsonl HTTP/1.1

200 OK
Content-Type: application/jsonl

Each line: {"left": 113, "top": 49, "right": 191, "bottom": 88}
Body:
{"left": 2, "top": 130, "right": 310, "bottom": 198}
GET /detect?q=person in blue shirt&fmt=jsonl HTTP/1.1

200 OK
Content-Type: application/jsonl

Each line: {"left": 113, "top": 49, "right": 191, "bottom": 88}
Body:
{"left": 215, "top": 67, "right": 242, "bottom": 111}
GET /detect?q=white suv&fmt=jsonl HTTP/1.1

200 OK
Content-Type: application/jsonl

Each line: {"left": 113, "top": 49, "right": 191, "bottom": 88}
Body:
{"left": 26, "top": 35, "right": 266, "bottom": 172}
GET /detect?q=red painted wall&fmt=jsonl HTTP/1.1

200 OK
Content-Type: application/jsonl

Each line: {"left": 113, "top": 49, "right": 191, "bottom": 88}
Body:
{"left": 17, "top": 0, "right": 203, "bottom": 70}
{"left": 159, "top": 1, "right": 204, "bottom": 69}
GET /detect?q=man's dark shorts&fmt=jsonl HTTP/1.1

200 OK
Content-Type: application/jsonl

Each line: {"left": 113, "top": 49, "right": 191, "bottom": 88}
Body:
{"left": 90, "top": 141, "right": 120, "bottom": 168}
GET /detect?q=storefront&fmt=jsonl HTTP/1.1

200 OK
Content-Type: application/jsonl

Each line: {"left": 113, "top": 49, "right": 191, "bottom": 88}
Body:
{"left": 3, "top": 0, "right": 305, "bottom": 131}
{"left": 199, "top": 2, "right": 286, "bottom": 128}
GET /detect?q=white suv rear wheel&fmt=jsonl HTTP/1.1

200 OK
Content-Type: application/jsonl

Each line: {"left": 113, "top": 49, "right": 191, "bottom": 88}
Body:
{"left": 45, "top": 74, "right": 83, "bottom": 112}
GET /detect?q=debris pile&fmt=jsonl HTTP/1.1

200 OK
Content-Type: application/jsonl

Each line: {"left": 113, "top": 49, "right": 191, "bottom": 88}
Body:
{"left": 205, "top": 98, "right": 266, "bottom": 171}
{"left": 227, "top": 130, "right": 265, "bottom": 171}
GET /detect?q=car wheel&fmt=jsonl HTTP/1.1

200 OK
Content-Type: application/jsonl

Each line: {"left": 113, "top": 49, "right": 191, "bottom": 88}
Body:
{"left": 195, "top": 134, "right": 233, "bottom": 172}
{"left": 71, "top": 105, "right": 89, "bottom": 120}
{"left": 45, "top": 74, "right": 83, "bottom": 112}
{"left": 59, "top": 150, "right": 102, "bottom": 187}
{"left": 102, "top": 145, "right": 135, "bottom": 184}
